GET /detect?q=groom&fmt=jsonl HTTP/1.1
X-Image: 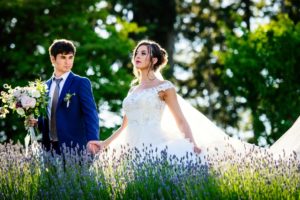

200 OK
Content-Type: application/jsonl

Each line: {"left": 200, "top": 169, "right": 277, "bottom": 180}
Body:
{"left": 35, "top": 39, "right": 100, "bottom": 154}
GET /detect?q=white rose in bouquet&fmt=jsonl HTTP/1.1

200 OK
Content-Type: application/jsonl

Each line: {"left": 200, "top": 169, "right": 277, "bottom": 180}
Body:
{"left": 13, "top": 88, "right": 22, "bottom": 98}
{"left": 30, "top": 89, "right": 41, "bottom": 98}
{"left": 16, "top": 107, "right": 25, "bottom": 116}
{"left": 21, "top": 95, "right": 36, "bottom": 109}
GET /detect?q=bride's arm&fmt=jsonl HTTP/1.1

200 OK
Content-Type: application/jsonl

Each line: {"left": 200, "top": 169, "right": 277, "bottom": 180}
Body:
{"left": 162, "top": 88, "right": 201, "bottom": 153}
{"left": 101, "top": 115, "right": 128, "bottom": 148}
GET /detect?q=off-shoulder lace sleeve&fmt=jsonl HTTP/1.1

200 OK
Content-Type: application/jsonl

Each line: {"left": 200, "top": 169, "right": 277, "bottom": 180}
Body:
{"left": 156, "top": 81, "right": 174, "bottom": 92}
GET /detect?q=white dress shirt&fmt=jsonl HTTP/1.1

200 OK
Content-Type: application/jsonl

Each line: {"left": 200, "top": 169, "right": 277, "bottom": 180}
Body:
{"left": 47, "top": 71, "right": 71, "bottom": 119}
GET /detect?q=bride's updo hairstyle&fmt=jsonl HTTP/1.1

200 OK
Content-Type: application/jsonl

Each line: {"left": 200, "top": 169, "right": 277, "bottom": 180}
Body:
{"left": 131, "top": 40, "right": 168, "bottom": 85}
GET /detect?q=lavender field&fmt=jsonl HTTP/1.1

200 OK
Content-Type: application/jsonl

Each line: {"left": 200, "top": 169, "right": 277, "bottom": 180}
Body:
{"left": 0, "top": 142, "right": 299, "bottom": 199}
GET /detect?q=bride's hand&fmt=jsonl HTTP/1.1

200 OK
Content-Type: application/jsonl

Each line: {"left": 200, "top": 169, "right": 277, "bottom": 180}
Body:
{"left": 193, "top": 145, "right": 201, "bottom": 154}
{"left": 190, "top": 140, "right": 201, "bottom": 154}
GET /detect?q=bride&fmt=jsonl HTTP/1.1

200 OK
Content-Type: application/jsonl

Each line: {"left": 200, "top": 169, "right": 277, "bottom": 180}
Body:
{"left": 97, "top": 40, "right": 300, "bottom": 162}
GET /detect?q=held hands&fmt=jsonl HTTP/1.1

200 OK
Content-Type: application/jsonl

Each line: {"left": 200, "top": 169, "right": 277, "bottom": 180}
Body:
{"left": 26, "top": 119, "right": 106, "bottom": 155}
{"left": 87, "top": 140, "right": 102, "bottom": 154}
{"left": 86, "top": 140, "right": 107, "bottom": 155}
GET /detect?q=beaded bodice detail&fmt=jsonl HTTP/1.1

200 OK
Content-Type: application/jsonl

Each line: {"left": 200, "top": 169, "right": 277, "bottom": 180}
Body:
{"left": 122, "top": 81, "right": 174, "bottom": 126}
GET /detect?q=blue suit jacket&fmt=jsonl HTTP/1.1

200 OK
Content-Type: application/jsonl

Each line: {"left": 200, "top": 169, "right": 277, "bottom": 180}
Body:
{"left": 39, "top": 72, "right": 99, "bottom": 151}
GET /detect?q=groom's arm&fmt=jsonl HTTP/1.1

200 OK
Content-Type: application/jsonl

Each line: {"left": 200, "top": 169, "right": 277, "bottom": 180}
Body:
{"left": 78, "top": 77, "right": 100, "bottom": 141}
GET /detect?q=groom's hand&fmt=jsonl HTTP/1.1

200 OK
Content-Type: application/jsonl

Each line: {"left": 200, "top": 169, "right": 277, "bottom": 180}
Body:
{"left": 87, "top": 140, "right": 102, "bottom": 154}
{"left": 27, "top": 118, "right": 38, "bottom": 127}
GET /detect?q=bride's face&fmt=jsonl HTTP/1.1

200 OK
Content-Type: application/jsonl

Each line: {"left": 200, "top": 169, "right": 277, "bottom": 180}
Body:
{"left": 134, "top": 45, "right": 151, "bottom": 70}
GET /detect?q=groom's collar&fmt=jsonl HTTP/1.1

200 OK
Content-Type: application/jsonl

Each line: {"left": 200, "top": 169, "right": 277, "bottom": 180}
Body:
{"left": 52, "top": 71, "right": 71, "bottom": 81}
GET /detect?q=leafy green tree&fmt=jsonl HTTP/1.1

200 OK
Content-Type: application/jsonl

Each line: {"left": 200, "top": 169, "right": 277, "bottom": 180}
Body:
{"left": 218, "top": 15, "right": 300, "bottom": 144}
{"left": 174, "top": 0, "right": 255, "bottom": 131}
{"left": 255, "top": 0, "right": 300, "bottom": 23}
{"left": 283, "top": 0, "right": 300, "bottom": 22}
{"left": 174, "top": 0, "right": 300, "bottom": 143}
{"left": 0, "top": 0, "right": 142, "bottom": 142}
{"left": 106, "top": 0, "right": 177, "bottom": 77}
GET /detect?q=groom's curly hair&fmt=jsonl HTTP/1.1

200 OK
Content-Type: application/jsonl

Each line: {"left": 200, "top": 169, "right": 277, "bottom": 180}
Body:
{"left": 49, "top": 39, "right": 76, "bottom": 58}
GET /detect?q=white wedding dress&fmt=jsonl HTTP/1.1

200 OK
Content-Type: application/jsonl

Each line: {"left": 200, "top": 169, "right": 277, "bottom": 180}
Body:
{"left": 104, "top": 81, "right": 300, "bottom": 163}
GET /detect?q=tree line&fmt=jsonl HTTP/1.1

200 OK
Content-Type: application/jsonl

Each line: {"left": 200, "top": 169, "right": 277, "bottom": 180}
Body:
{"left": 0, "top": 0, "right": 299, "bottom": 146}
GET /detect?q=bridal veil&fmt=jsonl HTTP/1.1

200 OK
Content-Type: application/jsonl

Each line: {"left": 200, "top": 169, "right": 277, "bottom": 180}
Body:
{"left": 157, "top": 71, "right": 300, "bottom": 160}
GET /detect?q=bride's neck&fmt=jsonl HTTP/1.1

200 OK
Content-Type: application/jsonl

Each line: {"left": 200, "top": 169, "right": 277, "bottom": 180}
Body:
{"left": 139, "top": 71, "right": 157, "bottom": 84}
{"left": 139, "top": 77, "right": 157, "bottom": 85}
{"left": 139, "top": 72, "right": 157, "bottom": 85}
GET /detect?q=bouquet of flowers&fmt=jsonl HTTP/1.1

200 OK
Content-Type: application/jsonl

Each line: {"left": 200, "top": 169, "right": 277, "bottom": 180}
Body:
{"left": 0, "top": 79, "right": 48, "bottom": 154}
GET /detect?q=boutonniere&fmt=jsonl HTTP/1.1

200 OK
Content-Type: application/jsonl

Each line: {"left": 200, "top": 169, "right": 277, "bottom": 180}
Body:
{"left": 64, "top": 92, "right": 76, "bottom": 108}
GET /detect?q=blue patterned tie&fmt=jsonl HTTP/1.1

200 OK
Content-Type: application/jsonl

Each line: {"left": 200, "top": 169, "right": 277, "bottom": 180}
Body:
{"left": 50, "top": 78, "right": 62, "bottom": 141}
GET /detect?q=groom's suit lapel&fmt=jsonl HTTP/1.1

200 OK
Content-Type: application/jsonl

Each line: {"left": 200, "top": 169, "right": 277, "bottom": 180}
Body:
{"left": 58, "top": 72, "right": 75, "bottom": 106}
{"left": 45, "top": 79, "right": 52, "bottom": 117}
{"left": 46, "top": 79, "right": 52, "bottom": 97}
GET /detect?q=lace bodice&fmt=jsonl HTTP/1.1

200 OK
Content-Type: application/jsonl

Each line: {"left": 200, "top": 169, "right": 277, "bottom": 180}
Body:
{"left": 122, "top": 81, "right": 174, "bottom": 126}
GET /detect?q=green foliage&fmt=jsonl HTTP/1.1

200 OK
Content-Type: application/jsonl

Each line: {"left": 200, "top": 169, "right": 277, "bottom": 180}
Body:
{"left": 0, "top": 0, "right": 143, "bottom": 142}
{"left": 173, "top": 0, "right": 300, "bottom": 144}
{"left": 255, "top": 0, "right": 300, "bottom": 24}
{"left": 107, "top": 0, "right": 177, "bottom": 76}
{"left": 219, "top": 14, "right": 300, "bottom": 144}
{"left": 174, "top": 0, "right": 255, "bottom": 131}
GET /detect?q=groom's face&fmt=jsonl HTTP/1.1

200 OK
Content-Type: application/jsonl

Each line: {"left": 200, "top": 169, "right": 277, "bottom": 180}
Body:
{"left": 51, "top": 53, "right": 74, "bottom": 76}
